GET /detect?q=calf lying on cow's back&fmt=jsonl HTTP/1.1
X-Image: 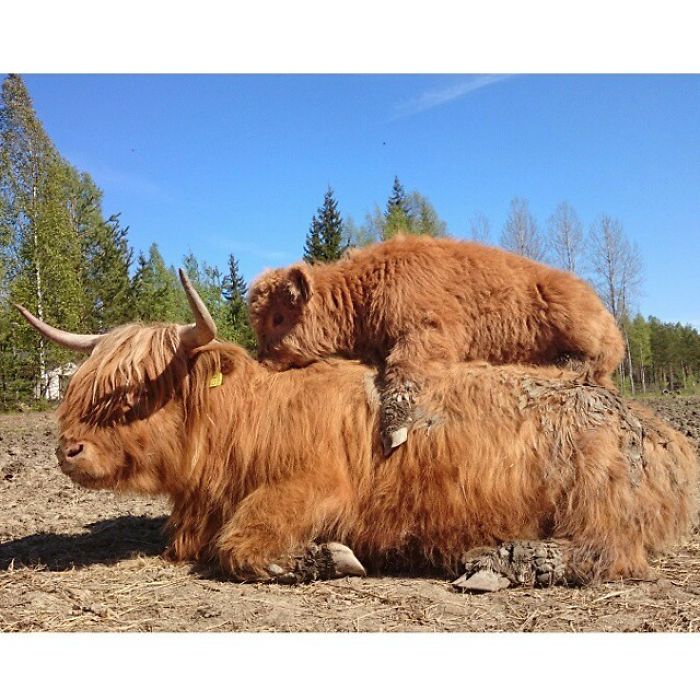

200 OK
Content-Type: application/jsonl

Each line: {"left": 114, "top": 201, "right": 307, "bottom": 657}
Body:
{"left": 14, "top": 272, "right": 696, "bottom": 590}
{"left": 248, "top": 235, "right": 626, "bottom": 453}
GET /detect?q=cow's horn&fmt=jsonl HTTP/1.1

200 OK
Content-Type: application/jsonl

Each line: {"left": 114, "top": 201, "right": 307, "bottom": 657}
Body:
{"left": 12, "top": 304, "right": 102, "bottom": 353}
{"left": 178, "top": 268, "right": 217, "bottom": 348}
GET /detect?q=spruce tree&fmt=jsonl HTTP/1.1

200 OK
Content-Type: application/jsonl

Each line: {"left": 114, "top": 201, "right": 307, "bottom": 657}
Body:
{"left": 303, "top": 214, "right": 324, "bottom": 263}
{"left": 303, "top": 187, "right": 346, "bottom": 263}
{"left": 222, "top": 253, "right": 255, "bottom": 351}
{"left": 385, "top": 176, "right": 410, "bottom": 218}
{"left": 384, "top": 176, "right": 412, "bottom": 238}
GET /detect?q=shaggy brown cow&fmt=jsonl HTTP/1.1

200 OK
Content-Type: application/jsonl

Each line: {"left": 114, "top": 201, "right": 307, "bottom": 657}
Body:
{"left": 14, "top": 272, "right": 695, "bottom": 590}
{"left": 248, "top": 235, "right": 625, "bottom": 453}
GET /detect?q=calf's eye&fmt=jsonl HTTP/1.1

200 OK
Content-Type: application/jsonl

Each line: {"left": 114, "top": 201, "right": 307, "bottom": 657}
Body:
{"left": 272, "top": 313, "right": 285, "bottom": 327}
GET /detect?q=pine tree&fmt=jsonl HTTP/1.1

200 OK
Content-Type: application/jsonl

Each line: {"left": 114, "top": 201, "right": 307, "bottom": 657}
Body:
{"left": 303, "top": 187, "right": 347, "bottom": 264}
{"left": 385, "top": 176, "right": 410, "bottom": 218}
{"left": 222, "top": 253, "right": 256, "bottom": 351}
{"left": 303, "top": 214, "right": 324, "bottom": 263}
{"left": 384, "top": 176, "right": 412, "bottom": 238}
{"left": 345, "top": 182, "right": 447, "bottom": 248}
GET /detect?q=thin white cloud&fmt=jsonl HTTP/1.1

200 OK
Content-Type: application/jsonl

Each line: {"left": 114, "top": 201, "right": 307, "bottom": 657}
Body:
{"left": 66, "top": 152, "right": 171, "bottom": 203}
{"left": 90, "top": 165, "right": 169, "bottom": 200}
{"left": 204, "top": 234, "right": 291, "bottom": 266}
{"left": 392, "top": 75, "right": 511, "bottom": 120}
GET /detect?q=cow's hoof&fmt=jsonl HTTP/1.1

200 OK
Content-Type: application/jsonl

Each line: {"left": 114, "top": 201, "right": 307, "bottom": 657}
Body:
{"left": 452, "top": 569, "right": 511, "bottom": 593}
{"left": 324, "top": 542, "right": 367, "bottom": 578}
{"left": 269, "top": 543, "right": 367, "bottom": 584}
{"left": 383, "top": 427, "right": 408, "bottom": 455}
{"left": 453, "top": 540, "right": 568, "bottom": 593}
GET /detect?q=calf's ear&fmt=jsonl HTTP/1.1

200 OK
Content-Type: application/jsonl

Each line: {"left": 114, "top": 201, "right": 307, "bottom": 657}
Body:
{"left": 287, "top": 266, "right": 313, "bottom": 305}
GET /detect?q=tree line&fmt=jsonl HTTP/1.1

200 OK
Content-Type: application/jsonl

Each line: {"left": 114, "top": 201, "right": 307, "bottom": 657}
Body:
{"left": 302, "top": 183, "right": 699, "bottom": 396}
{"left": 0, "top": 75, "right": 253, "bottom": 407}
{"left": 1, "top": 74, "right": 697, "bottom": 408}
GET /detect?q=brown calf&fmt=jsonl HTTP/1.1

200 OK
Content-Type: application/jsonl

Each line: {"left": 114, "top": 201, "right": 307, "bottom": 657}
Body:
{"left": 248, "top": 235, "right": 625, "bottom": 452}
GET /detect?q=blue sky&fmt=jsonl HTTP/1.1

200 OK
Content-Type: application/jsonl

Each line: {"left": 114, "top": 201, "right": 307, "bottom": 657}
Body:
{"left": 20, "top": 74, "right": 700, "bottom": 327}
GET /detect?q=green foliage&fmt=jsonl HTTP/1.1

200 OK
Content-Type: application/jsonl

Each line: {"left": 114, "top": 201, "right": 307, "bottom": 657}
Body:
{"left": 0, "top": 75, "right": 89, "bottom": 404}
{"left": 180, "top": 251, "right": 256, "bottom": 351}
{"left": 69, "top": 170, "right": 134, "bottom": 331}
{"left": 347, "top": 177, "right": 447, "bottom": 246}
{"left": 621, "top": 315, "right": 700, "bottom": 393}
{"left": 303, "top": 187, "right": 347, "bottom": 264}
{"left": 131, "top": 243, "right": 184, "bottom": 323}
{"left": 222, "top": 253, "right": 256, "bottom": 351}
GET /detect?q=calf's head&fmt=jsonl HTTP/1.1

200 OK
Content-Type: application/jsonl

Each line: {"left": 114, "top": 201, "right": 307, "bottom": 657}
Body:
{"left": 248, "top": 265, "right": 319, "bottom": 369}
{"left": 14, "top": 270, "right": 218, "bottom": 494}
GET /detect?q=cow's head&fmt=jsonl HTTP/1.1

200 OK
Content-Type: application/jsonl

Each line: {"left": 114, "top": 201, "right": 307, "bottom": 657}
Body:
{"left": 248, "top": 264, "right": 320, "bottom": 369}
{"left": 14, "top": 270, "right": 219, "bottom": 494}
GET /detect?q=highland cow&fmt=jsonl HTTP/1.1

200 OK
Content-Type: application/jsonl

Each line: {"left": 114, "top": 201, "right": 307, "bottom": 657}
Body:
{"left": 14, "top": 272, "right": 695, "bottom": 590}
{"left": 248, "top": 235, "right": 625, "bottom": 453}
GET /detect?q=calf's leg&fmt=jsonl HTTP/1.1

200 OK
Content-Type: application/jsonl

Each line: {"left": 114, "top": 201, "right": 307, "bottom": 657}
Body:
{"left": 381, "top": 325, "right": 460, "bottom": 454}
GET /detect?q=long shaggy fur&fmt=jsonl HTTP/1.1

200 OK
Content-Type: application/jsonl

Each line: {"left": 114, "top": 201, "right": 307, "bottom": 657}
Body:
{"left": 54, "top": 323, "right": 697, "bottom": 583}
{"left": 248, "top": 236, "right": 625, "bottom": 384}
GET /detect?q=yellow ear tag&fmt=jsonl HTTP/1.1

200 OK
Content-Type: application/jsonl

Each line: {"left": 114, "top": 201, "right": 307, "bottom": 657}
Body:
{"left": 209, "top": 371, "right": 223, "bottom": 388}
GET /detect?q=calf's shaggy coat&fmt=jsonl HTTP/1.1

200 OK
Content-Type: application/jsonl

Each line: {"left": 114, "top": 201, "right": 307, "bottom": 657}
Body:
{"left": 248, "top": 236, "right": 625, "bottom": 450}
{"left": 24, "top": 314, "right": 696, "bottom": 587}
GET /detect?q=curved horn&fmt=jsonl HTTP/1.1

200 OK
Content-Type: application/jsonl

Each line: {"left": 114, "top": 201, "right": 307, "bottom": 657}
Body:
{"left": 178, "top": 268, "right": 217, "bottom": 349}
{"left": 13, "top": 304, "right": 102, "bottom": 353}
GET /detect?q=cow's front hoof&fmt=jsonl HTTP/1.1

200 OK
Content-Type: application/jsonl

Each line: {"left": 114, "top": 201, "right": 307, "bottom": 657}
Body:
{"left": 268, "top": 542, "right": 367, "bottom": 585}
{"left": 323, "top": 542, "right": 367, "bottom": 578}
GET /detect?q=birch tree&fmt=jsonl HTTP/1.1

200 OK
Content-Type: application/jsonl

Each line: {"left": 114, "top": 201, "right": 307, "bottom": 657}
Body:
{"left": 588, "top": 215, "right": 643, "bottom": 323}
{"left": 547, "top": 201, "right": 584, "bottom": 272}
{"left": 468, "top": 211, "right": 490, "bottom": 242}
{"left": 0, "top": 75, "right": 86, "bottom": 399}
{"left": 500, "top": 198, "right": 546, "bottom": 261}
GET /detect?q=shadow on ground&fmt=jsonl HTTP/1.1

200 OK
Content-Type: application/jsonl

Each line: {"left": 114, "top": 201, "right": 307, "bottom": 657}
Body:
{"left": 0, "top": 515, "right": 168, "bottom": 570}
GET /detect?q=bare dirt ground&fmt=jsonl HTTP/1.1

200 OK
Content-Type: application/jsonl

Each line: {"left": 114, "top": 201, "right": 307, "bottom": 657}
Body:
{"left": 2, "top": 398, "right": 700, "bottom": 633}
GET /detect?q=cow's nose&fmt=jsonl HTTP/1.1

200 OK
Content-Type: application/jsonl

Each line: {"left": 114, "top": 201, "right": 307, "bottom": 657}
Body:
{"left": 64, "top": 442, "right": 84, "bottom": 460}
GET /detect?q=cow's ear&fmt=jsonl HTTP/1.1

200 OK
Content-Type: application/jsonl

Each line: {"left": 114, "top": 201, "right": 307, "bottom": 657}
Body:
{"left": 286, "top": 266, "right": 313, "bottom": 306}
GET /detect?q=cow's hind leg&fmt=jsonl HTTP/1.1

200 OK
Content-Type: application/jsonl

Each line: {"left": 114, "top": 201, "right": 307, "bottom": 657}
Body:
{"left": 453, "top": 538, "right": 652, "bottom": 593}
{"left": 452, "top": 540, "right": 578, "bottom": 593}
